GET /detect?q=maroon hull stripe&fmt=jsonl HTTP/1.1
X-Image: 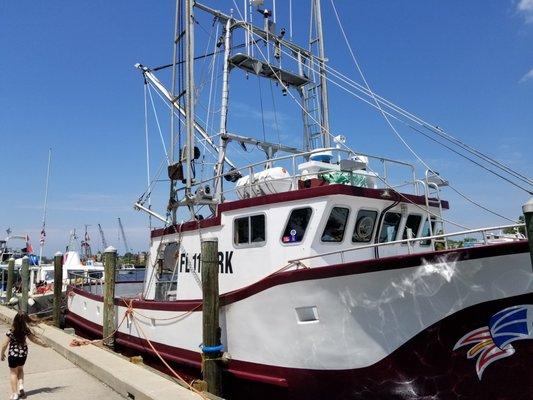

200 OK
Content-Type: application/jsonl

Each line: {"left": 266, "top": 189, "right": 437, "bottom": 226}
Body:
{"left": 151, "top": 184, "right": 449, "bottom": 238}
{"left": 67, "top": 292, "right": 533, "bottom": 400}
{"left": 70, "top": 240, "right": 528, "bottom": 312}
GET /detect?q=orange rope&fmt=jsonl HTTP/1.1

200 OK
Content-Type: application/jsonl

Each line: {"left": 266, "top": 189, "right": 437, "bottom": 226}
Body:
{"left": 130, "top": 303, "right": 202, "bottom": 322}
{"left": 69, "top": 300, "right": 132, "bottom": 347}
{"left": 131, "top": 315, "right": 208, "bottom": 399}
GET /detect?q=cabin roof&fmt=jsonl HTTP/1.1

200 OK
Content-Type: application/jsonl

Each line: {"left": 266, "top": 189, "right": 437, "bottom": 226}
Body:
{"left": 151, "top": 184, "right": 448, "bottom": 238}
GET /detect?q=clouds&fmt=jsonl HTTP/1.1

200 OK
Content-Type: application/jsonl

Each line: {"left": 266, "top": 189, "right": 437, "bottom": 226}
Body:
{"left": 517, "top": 0, "right": 533, "bottom": 23}
{"left": 519, "top": 68, "right": 533, "bottom": 83}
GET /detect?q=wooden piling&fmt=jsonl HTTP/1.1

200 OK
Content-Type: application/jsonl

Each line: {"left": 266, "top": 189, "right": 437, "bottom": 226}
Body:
{"left": 21, "top": 256, "right": 29, "bottom": 313}
{"left": 6, "top": 257, "right": 14, "bottom": 303}
{"left": 103, "top": 246, "right": 117, "bottom": 348}
{"left": 201, "top": 237, "right": 223, "bottom": 396}
{"left": 53, "top": 252, "right": 63, "bottom": 327}
{"left": 523, "top": 198, "right": 533, "bottom": 267}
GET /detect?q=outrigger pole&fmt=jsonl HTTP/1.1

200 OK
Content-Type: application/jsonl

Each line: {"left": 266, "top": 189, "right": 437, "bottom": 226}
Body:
{"left": 136, "top": 66, "right": 236, "bottom": 170}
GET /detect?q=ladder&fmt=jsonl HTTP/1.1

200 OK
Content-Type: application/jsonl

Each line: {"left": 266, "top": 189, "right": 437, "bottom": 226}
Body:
{"left": 302, "top": 82, "right": 324, "bottom": 150}
{"left": 424, "top": 170, "right": 448, "bottom": 250}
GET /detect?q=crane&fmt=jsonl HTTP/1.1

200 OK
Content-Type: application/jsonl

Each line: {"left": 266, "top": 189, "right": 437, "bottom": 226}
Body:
{"left": 97, "top": 223, "right": 108, "bottom": 250}
{"left": 117, "top": 218, "right": 131, "bottom": 254}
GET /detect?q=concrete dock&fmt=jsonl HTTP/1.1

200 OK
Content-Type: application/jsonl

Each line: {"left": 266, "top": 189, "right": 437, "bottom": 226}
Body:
{"left": 0, "top": 306, "right": 204, "bottom": 400}
{"left": 0, "top": 319, "right": 124, "bottom": 399}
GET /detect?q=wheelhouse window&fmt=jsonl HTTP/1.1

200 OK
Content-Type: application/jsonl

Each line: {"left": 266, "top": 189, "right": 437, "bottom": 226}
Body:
{"left": 419, "top": 217, "right": 436, "bottom": 246}
{"left": 321, "top": 207, "right": 349, "bottom": 242}
{"left": 402, "top": 214, "right": 422, "bottom": 240}
{"left": 282, "top": 207, "right": 312, "bottom": 243}
{"left": 234, "top": 214, "right": 266, "bottom": 245}
{"left": 154, "top": 242, "right": 179, "bottom": 300}
{"left": 160, "top": 242, "right": 179, "bottom": 279}
{"left": 352, "top": 210, "right": 378, "bottom": 243}
{"left": 378, "top": 212, "right": 402, "bottom": 243}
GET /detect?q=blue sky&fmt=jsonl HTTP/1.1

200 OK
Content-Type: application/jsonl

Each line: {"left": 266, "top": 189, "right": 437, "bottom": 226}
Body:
{"left": 0, "top": 0, "right": 532, "bottom": 256}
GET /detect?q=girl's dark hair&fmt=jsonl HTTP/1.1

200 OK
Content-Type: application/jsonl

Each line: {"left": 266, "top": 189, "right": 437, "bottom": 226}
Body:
{"left": 11, "top": 311, "right": 35, "bottom": 343}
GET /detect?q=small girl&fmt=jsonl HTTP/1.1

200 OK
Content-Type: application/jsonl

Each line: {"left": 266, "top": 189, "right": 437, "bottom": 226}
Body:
{"left": 1, "top": 311, "right": 48, "bottom": 400}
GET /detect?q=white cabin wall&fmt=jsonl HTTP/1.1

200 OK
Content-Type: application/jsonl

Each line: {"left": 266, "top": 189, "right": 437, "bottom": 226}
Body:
{"left": 144, "top": 195, "right": 445, "bottom": 301}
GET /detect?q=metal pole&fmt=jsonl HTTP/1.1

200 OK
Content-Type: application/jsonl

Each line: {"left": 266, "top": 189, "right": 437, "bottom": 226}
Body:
{"left": 21, "top": 256, "right": 29, "bottom": 313}
{"left": 185, "top": 0, "right": 196, "bottom": 196}
{"left": 201, "top": 238, "right": 223, "bottom": 396}
{"left": 103, "top": 246, "right": 117, "bottom": 348}
{"left": 523, "top": 198, "right": 533, "bottom": 268}
{"left": 314, "top": 0, "right": 331, "bottom": 148}
{"left": 6, "top": 258, "right": 14, "bottom": 303}
{"left": 170, "top": 0, "right": 180, "bottom": 165}
{"left": 53, "top": 252, "right": 63, "bottom": 328}
{"left": 214, "top": 19, "right": 233, "bottom": 202}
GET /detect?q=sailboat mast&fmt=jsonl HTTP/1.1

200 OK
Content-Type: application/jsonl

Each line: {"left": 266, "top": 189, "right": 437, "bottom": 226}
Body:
{"left": 184, "top": 0, "right": 195, "bottom": 195}
{"left": 313, "top": 0, "right": 331, "bottom": 148}
{"left": 38, "top": 148, "right": 52, "bottom": 265}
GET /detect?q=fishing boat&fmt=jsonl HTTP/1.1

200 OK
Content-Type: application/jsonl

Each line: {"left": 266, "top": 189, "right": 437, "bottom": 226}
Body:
{"left": 66, "top": 1, "right": 532, "bottom": 399}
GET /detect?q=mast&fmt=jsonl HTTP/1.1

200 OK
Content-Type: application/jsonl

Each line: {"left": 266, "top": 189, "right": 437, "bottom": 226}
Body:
{"left": 313, "top": 0, "right": 330, "bottom": 148}
{"left": 38, "top": 148, "right": 52, "bottom": 266}
{"left": 184, "top": 0, "right": 195, "bottom": 200}
{"left": 169, "top": 0, "right": 182, "bottom": 224}
{"left": 214, "top": 18, "right": 233, "bottom": 203}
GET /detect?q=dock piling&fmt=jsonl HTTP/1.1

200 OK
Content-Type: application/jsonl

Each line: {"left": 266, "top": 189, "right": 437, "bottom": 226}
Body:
{"left": 53, "top": 251, "right": 63, "bottom": 327}
{"left": 523, "top": 198, "right": 533, "bottom": 267}
{"left": 103, "top": 246, "right": 117, "bottom": 348}
{"left": 21, "top": 256, "right": 29, "bottom": 313}
{"left": 201, "top": 237, "right": 223, "bottom": 397}
{"left": 6, "top": 257, "right": 14, "bottom": 303}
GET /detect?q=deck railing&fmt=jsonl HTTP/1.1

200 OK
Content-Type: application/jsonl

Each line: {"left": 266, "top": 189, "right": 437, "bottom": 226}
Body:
{"left": 67, "top": 271, "right": 104, "bottom": 296}
{"left": 286, "top": 223, "right": 526, "bottom": 268}
{"left": 180, "top": 147, "right": 418, "bottom": 199}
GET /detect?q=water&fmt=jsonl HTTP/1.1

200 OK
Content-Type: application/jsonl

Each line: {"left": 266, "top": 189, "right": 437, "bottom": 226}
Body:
{"left": 116, "top": 268, "right": 145, "bottom": 282}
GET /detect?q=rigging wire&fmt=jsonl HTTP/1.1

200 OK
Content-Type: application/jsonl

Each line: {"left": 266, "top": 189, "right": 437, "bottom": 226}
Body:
{"left": 205, "top": 23, "right": 220, "bottom": 135}
{"left": 328, "top": 0, "right": 523, "bottom": 220}
{"left": 269, "top": 80, "right": 282, "bottom": 145}
{"left": 149, "top": 81, "right": 221, "bottom": 163}
{"left": 317, "top": 60, "right": 533, "bottom": 187}
{"left": 256, "top": 16, "right": 531, "bottom": 195}
{"left": 240, "top": 25, "right": 502, "bottom": 228}
{"left": 257, "top": 77, "right": 267, "bottom": 141}
{"left": 328, "top": 0, "right": 530, "bottom": 215}
{"left": 265, "top": 30, "right": 532, "bottom": 190}
{"left": 299, "top": 49, "right": 533, "bottom": 188}
{"left": 147, "top": 85, "right": 170, "bottom": 164}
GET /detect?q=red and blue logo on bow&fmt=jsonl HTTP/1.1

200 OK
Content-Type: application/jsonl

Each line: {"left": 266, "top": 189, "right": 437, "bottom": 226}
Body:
{"left": 454, "top": 305, "right": 533, "bottom": 379}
